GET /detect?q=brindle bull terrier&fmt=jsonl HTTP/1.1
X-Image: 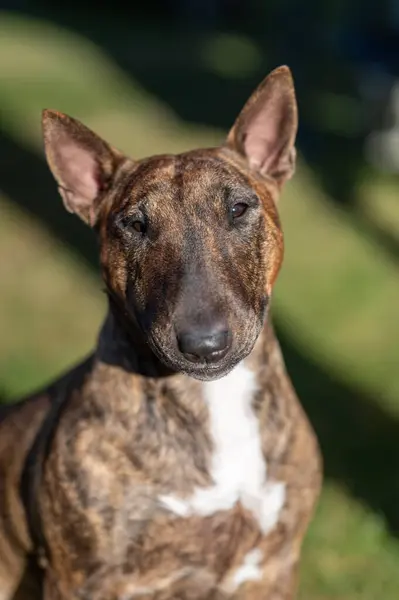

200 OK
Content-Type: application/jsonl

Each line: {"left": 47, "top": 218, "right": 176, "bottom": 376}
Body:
{"left": 0, "top": 66, "right": 321, "bottom": 600}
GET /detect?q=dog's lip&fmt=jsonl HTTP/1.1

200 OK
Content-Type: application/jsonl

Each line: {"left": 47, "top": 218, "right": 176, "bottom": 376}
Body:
{"left": 152, "top": 346, "right": 244, "bottom": 381}
{"left": 175, "top": 360, "right": 235, "bottom": 381}
{"left": 160, "top": 352, "right": 232, "bottom": 379}
{"left": 147, "top": 332, "right": 256, "bottom": 381}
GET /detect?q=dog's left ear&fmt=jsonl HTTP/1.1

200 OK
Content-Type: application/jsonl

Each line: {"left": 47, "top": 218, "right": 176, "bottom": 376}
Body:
{"left": 226, "top": 66, "right": 297, "bottom": 185}
{"left": 42, "top": 110, "right": 123, "bottom": 226}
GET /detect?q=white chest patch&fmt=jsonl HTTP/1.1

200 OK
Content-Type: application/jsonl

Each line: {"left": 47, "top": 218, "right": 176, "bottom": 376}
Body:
{"left": 159, "top": 362, "right": 285, "bottom": 534}
{"left": 231, "top": 548, "right": 263, "bottom": 589}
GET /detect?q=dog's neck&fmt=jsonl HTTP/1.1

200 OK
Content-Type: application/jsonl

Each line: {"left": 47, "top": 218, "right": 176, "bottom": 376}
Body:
{"left": 96, "top": 300, "right": 176, "bottom": 379}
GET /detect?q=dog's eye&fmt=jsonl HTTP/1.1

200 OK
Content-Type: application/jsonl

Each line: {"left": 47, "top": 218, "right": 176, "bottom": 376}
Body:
{"left": 231, "top": 203, "right": 248, "bottom": 219}
{"left": 131, "top": 220, "right": 146, "bottom": 234}
{"left": 120, "top": 216, "right": 147, "bottom": 235}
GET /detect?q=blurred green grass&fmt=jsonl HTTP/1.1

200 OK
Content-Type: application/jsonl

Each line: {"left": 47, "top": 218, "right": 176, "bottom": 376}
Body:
{"left": 0, "top": 12, "right": 399, "bottom": 599}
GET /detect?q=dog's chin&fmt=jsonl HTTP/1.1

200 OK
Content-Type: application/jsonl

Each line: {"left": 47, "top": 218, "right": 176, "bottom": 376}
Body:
{"left": 149, "top": 341, "right": 256, "bottom": 382}
{"left": 178, "top": 360, "right": 238, "bottom": 382}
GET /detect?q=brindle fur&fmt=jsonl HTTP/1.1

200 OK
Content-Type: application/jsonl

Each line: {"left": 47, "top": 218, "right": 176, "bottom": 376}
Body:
{"left": 0, "top": 66, "right": 321, "bottom": 600}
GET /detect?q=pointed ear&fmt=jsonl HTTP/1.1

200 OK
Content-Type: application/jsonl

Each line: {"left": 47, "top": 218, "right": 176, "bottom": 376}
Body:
{"left": 42, "top": 110, "right": 123, "bottom": 226}
{"left": 226, "top": 66, "right": 298, "bottom": 185}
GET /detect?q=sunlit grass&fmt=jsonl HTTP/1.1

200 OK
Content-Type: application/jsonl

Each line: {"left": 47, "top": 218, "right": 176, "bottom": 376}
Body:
{"left": 299, "top": 484, "right": 399, "bottom": 599}
{"left": 0, "top": 196, "right": 103, "bottom": 397}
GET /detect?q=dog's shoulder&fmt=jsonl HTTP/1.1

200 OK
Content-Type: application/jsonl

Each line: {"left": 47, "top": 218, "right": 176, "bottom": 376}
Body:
{"left": 0, "top": 354, "right": 95, "bottom": 468}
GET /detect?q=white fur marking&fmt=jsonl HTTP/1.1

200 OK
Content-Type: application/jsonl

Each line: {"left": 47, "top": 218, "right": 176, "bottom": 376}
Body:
{"left": 159, "top": 495, "right": 190, "bottom": 517}
{"left": 232, "top": 548, "right": 263, "bottom": 588}
{"left": 159, "top": 362, "right": 285, "bottom": 533}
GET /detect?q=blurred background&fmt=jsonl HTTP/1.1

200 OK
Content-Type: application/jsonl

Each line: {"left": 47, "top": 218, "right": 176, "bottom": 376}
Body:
{"left": 0, "top": 1, "right": 398, "bottom": 597}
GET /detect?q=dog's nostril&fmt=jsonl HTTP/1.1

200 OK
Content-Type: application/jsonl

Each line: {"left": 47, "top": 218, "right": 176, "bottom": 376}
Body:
{"left": 177, "top": 329, "right": 230, "bottom": 363}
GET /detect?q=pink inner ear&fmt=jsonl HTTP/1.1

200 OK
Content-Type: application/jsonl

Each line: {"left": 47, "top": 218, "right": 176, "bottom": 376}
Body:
{"left": 57, "top": 142, "right": 101, "bottom": 203}
{"left": 245, "top": 135, "right": 276, "bottom": 172}
{"left": 244, "top": 108, "right": 284, "bottom": 174}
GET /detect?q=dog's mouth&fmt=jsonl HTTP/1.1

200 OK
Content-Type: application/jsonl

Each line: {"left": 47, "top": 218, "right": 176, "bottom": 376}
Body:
{"left": 147, "top": 333, "right": 256, "bottom": 382}
{"left": 134, "top": 304, "right": 267, "bottom": 382}
{"left": 165, "top": 356, "right": 239, "bottom": 382}
{"left": 177, "top": 359, "right": 237, "bottom": 382}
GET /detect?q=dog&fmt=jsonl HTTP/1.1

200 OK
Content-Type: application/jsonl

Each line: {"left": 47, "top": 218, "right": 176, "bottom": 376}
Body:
{"left": 0, "top": 66, "right": 322, "bottom": 600}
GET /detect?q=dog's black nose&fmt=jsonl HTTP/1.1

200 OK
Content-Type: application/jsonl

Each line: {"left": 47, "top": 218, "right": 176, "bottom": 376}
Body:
{"left": 177, "top": 327, "right": 230, "bottom": 363}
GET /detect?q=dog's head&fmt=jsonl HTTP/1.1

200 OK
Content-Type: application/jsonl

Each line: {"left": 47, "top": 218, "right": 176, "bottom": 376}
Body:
{"left": 42, "top": 66, "right": 297, "bottom": 380}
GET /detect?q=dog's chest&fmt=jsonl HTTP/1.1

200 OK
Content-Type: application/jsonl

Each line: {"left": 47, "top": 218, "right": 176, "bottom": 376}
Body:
{"left": 159, "top": 362, "right": 286, "bottom": 535}
{"left": 103, "top": 365, "right": 285, "bottom": 590}
{"left": 113, "top": 363, "right": 287, "bottom": 593}
{"left": 52, "top": 363, "right": 289, "bottom": 596}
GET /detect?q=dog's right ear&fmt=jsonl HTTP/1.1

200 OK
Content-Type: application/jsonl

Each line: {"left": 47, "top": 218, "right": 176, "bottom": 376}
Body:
{"left": 226, "top": 66, "right": 297, "bottom": 186}
{"left": 42, "top": 110, "right": 123, "bottom": 226}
